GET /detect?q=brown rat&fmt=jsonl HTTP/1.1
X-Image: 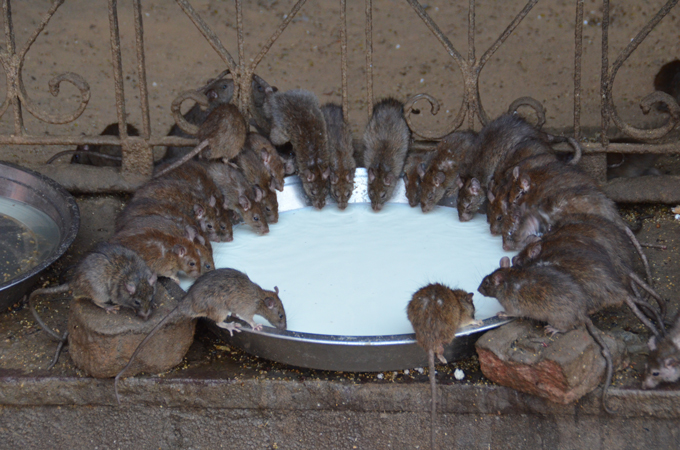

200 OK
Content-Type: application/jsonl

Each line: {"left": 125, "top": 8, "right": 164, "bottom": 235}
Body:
{"left": 407, "top": 283, "right": 480, "bottom": 449}
{"left": 419, "top": 131, "right": 477, "bottom": 213}
{"left": 363, "top": 98, "right": 411, "bottom": 211}
{"left": 403, "top": 149, "right": 434, "bottom": 208}
{"left": 242, "top": 133, "right": 287, "bottom": 192}
{"left": 29, "top": 242, "right": 157, "bottom": 364}
{"left": 47, "top": 123, "right": 140, "bottom": 165}
{"left": 114, "top": 268, "right": 286, "bottom": 404}
{"left": 321, "top": 103, "right": 356, "bottom": 210}
{"left": 264, "top": 88, "right": 331, "bottom": 209}
{"left": 478, "top": 256, "right": 616, "bottom": 413}
{"left": 207, "top": 161, "right": 270, "bottom": 235}
{"left": 236, "top": 134, "right": 282, "bottom": 223}
{"left": 154, "top": 103, "right": 248, "bottom": 179}
{"left": 643, "top": 312, "right": 680, "bottom": 389}
{"left": 110, "top": 228, "right": 207, "bottom": 283}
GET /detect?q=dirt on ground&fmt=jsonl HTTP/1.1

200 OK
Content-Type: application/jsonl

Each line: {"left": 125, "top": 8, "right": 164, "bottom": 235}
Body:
{"left": 1, "top": 1, "right": 680, "bottom": 392}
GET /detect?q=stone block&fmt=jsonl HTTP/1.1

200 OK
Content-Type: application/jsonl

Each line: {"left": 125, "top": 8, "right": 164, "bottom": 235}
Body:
{"left": 475, "top": 319, "right": 627, "bottom": 404}
{"left": 67, "top": 283, "right": 195, "bottom": 378}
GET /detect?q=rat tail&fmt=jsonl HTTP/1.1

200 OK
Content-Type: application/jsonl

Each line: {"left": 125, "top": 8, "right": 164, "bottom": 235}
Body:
{"left": 153, "top": 139, "right": 209, "bottom": 179}
{"left": 622, "top": 226, "right": 653, "bottom": 288}
{"left": 47, "top": 150, "right": 121, "bottom": 164}
{"left": 629, "top": 272, "right": 667, "bottom": 323}
{"left": 28, "top": 284, "right": 71, "bottom": 342}
{"left": 625, "top": 287, "right": 664, "bottom": 339}
{"left": 429, "top": 349, "right": 437, "bottom": 450}
{"left": 114, "top": 304, "right": 182, "bottom": 405}
{"left": 584, "top": 318, "right": 615, "bottom": 414}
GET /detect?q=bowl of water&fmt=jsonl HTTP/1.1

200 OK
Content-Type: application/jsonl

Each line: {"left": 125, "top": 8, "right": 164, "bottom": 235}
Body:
{"left": 0, "top": 162, "right": 79, "bottom": 310}
{"left": 181, "top": 168, "right": 515, "bottom": 372}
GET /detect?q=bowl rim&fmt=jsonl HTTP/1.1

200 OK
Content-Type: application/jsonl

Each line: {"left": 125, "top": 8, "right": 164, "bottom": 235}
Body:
{"left": 0, "top": 161, "right": 80, "bottom": 293}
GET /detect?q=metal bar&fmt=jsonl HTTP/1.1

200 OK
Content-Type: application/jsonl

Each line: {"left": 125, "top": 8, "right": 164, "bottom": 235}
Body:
{"left": 3, "top": 0, "right": 23, "bottom": 136}
{"left": 236, "top": 0, "right": 245, "bottom": 112}
{"left": 0, "top": 135, "right": 199, "bottom": 147}
{"left": 107, "top": 0, "right": 128, "bottom": 141}
{"left": 341, "top": 0, "right": 349, "bottom": 123}
{"left": 467, "top": 0, "right": 475, "bottom": 129}
{"left": 573, "top": 0, "right": 583, "bottom": 142}
{"left": 175, "top": 0, "right": 237, "bottom": 72}
{"left": 365, "top": 0, "right": 373, "bottom": 118}
{"left": 132, "top": 0, "right": 151, "bottom": 139}
{"left": 600, "top": 0, "right": 610, "bottom": 147}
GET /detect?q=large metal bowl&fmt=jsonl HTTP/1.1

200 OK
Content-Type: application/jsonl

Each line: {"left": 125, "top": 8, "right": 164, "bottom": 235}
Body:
{"left": 213, "top": 168, "right": 510, "bottom": 372}
{"left": 0, "top": 162, "right": 80, "bottom": 310}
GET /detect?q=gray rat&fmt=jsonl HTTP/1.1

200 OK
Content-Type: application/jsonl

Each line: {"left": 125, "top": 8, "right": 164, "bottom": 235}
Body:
{"left": 264, "top": 88, "right": 331, "bottom": 209}
{"left": 478, "top": 256, "right": 617, "bottom": 413}
{"left": 154, "top": 103, "right": 248, "bottom": 179}
{"left": 241, "top": 132, "right": 287, "bottom": 192}
{"left": 207, "top": 161, "right": 270, "bottom": 235}
{"left": 47, "top": 123, "right": 140, "bottom": 165}
{"left": 363, "top": 98, "right": 411, "bottom": 211}
{"left": 321, "top": 103, "right": 356, "bottom": 210}
{"left": 114, "top": 268, "right": 286, "bottom": 404}
{"left": 643, "top": 312, "right": 680, "bottom": 389}
{"left": 29, "top": 242, "right": 157, "bottom": 363}
{"left": 407, "top": 284, "right": 480, "bottom": 449}
{"left": 403, "top": 149, "right": 434, "bottom": 208}
{"left": 419, "top": 131, "right": 477, "bottom": 213}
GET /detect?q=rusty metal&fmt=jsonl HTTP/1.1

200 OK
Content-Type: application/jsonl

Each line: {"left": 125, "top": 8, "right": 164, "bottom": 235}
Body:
{"left": 0, "top": 0, "right": 676, "bottom": 203}
{"left": 365, "top": 0, "right": 373, "bottom": 118}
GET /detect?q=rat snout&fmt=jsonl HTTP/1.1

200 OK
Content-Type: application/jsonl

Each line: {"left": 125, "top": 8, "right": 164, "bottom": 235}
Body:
{"left": 137, "top": 307, "right": 152, "bottom": 321}
{"left": 371, "top": 202, "right": 384, "bottom": 212}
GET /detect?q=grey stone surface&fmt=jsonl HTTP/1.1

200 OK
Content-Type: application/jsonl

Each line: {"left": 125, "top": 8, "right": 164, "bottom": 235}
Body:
{"left": 475, "top": 319, "right": 627, "bottom": 405}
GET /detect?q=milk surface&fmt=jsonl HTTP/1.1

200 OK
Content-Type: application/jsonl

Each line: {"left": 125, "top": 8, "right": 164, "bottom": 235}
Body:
{"left": 180, "top": 203, "right": 516, "bottom": 336}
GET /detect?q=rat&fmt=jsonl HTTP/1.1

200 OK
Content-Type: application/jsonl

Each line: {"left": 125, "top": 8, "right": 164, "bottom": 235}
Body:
{"left": 264, "top": 88, "right": 331, "bottom": 209}
{"left": 643, "top": 312, "right": 680, "bottom": 389}
{"left": 117, "top": 216, "right": 215, "bottom": 275}
{"left": 29, "top": 242, "right": 157, "bottom": 360}
{"left": 207, "top": 161, "right": 270, "bottom": 235}
{"left": 478, "top": 256, "right": 616, "bottom": 413}
{"left": 114, "top": 268, "right": 286, "bottom": 404}
{"left": 403, "top": 149, "right": 434, "bottom": 208}
{"left": 47, "top": 123, "right": 140, "bottom": 165}
{"left": 110, "top": 228, "right": 207, "bottom": 283}
{"left": 419, "top": 131, "right": 477, "bottom": 213}
{"left": 235, "top": 134, "right": 283, "bottom": 223}
{"left": 321, "top": 103, "right": 356, "bottom": 210}
{"left": 154, "top": 103, "right": 248, "bottom": 179}
{"left": 241, "top": 133, "right": 287, "bottom": 192}
{"left": 132, "top": 177, "right": 228, "bottom": 242}
{"left": 363, "top": 98, "right": 411, "bottom": 211}
{"left": 407, "top": 283, "right": 480, "bottom": 449}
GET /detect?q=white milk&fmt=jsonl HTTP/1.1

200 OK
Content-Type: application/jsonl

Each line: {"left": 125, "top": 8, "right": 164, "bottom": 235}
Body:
{"left": 179, "top": 203, "right": 516, "bottom": 336}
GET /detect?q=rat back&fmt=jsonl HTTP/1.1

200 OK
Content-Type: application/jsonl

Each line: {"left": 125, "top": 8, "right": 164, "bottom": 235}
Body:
{"left": 322, "top": 103, "right": 356, "bottom": 209}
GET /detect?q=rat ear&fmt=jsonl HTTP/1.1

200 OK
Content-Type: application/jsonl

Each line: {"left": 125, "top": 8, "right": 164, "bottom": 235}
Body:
{"left": 305, "top": 170, "right": 316, "bottom": 182}
{"left": 148, "top": 273, "right": 157, "bottom": 286}
{"left": 648, "top": 336, "right": 657, "bottom": 351}
{"left": 667, "top": 357, "right": 680, "bottom": 368}
{"left": 209, "top": 195, "right": 217, "bottom": 208}
{"left": 491, "top": 272, "right": 505, "bottom": 286}
{"left": 194, "top": 204, "right": 205, "bottom": 219}
{"left": 416, "top": 163, "right": 426, "bottom": 179}
{"left": 330, "top": 172, "right": 339, "bottom": 184}
{"left": 457, "top": 177, "right": 464, "bottom": 189}
{"left": 264, "top": 297, "right": 275, "bottom": 309}
{"left": 512, "top": 166, "right": 520, "bottom": 180}
{"left": 238, "top": 194, "right": 251, "bottom": 211}
{"left": 434, "top": 171, "right": 445, "bottom": 187}
{"left": 468, "top": 178, "right": 481, "bottom": 195}
{"left": 527, "top": 242, "right": 542, "bottom": 259}
{"left": 269, "top": 179, "right": 278, "bottom": 193}
{"left": 384, "top": 174, "right": 393, "bottom": 186}
{"left": 519, "top": 175, "right": 531, "bottom": 192}
{"left": 322, "top": 166, "right": 331, "bottom": 180}
{"left": 346, "top": 171, "right": 353, "bottom": 182}
{"left": 173, "top": 244, "right": 187, "bottom": 257}
{"left": 184, "top": 225, "right": 196, "bottom": 241}
{"left": 368, "top": 168, "right": 376, "bottom": 183}
{"left": 500, "top": 256, "right": 511, "bottom": 268}
{"left": 265, "top": 86, "right": 275, "bottom": 96}
{"left": 260, "top": 148, "right": 271, "bottom": 164}
{"left": 253, "top": 186, "right": 265, "bottom": 202}
{"left": 487, "top": 190, "right": 495, "bottom": 202}
{"left": 125, "top": 282, "right": 136, "bottom": 295}
{"left": 195, "top": 234, "right": 206, "bottom": 246}
{"left": 466, "top": 292, "right": 474, "bottom": 303}
{"left": 274, "top": 286, "right": 279, "bottom": 294}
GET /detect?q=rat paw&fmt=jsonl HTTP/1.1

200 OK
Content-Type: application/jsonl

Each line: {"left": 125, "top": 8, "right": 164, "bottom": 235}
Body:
{"left": 250, "top": 323, "right": 263, "bottom": 332}
{"left": 105, "top": 305, "right": 120, "bottom": 314}
{"left": 496, "top": 311, "right": 511, "bottom": 319}
{"left": 217, "top": 321, "right": 242, "bottom": 336}
{"left": 544, "top": 325, "right": 562, "bottom": 336}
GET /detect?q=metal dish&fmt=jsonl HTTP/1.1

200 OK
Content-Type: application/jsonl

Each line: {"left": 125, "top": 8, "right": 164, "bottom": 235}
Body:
{"left": 214, "top": 168, "right": 510, "bottom": 372}
{"left": 0, "top": 162, "right": 80, "bottom": 310}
